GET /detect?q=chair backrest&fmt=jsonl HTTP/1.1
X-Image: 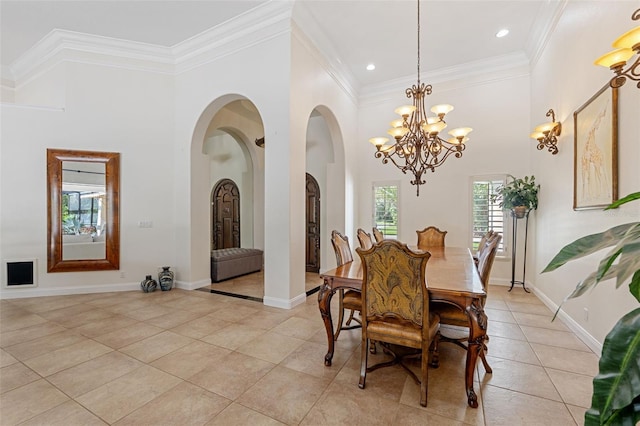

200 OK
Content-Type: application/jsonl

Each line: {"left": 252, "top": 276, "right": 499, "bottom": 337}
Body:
{"left": 331, "top": 230, "right": 353, "bottom": 266}
{"left": 477, "top": 233, "right": 502, "bottom": 291}
{"left": 476, "top": 230, "right": 495, "bottom": 258}
{"left": 357, "top": 228, "right": 374, "bottom": 250}
{"left": 416, "top": 226, "right": 447, "bottom": 249}
{"left": 356, "top": 240, "right": 431, "bottom": 329}
{"left": 372, "top": 227, "right": 384, "bottom": 243}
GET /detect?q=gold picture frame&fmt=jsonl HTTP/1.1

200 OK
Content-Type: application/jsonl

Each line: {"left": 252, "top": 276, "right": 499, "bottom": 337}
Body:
{"left": 573, "top": 84, "right": 618, "bottom": 210}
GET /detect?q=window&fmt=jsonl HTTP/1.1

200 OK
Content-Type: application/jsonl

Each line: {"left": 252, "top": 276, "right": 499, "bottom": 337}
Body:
{"left": 471, "top": 176, "right": 506, "bottom": 255}
{"left": 373, "top": 183, "right": 399, "bottom": 239}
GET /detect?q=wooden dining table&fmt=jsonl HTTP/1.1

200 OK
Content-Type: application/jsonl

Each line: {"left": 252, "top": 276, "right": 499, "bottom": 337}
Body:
{"left": 318, "top": 246, "right": 488, "bottom": 408}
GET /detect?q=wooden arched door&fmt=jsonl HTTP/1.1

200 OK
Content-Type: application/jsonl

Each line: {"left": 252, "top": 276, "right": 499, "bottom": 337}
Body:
{"left": 212, "top": 179, "right": 240, "bottom": 250}
{"left": 306, "top": 173, "right": 321, "bottom": 272}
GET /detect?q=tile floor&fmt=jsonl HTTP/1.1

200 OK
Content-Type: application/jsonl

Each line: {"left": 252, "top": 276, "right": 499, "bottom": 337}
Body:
{"left": 0, "top": 276, "right": 598, "bottom": 425}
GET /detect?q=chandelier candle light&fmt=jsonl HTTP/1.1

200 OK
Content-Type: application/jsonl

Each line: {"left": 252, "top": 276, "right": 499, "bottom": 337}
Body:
{"left": 369, "top": 0, "right": 472, "bottom": 196}
{"left": 529, "top": 109, "right": 561, "bottom": 155}
{"left": 594, "top": 8, "right": 640, "bottom": 89}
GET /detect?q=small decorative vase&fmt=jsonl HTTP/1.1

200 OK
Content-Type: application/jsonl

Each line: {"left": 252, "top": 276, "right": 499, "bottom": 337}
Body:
{"left": 140, "top": 275, "right": 157, "bottom": 293}
{"left": 158, "top": 266, "right": 174, "bottom": 291}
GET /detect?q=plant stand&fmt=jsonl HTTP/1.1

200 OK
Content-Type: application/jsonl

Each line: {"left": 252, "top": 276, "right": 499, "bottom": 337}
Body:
{"left": 509, "top": 209, "right": 530, "bottom": 293}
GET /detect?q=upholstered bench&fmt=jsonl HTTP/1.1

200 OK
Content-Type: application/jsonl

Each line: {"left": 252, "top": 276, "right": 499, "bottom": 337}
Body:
{"left": 210, "top": 248, "right": 263, "bottom": 283}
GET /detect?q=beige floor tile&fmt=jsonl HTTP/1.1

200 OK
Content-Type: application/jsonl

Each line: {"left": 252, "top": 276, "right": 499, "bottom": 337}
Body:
{"left": 502, "top": 290, "right": 544, "bottom": 305}
{"left": 0, "top": 379, "right": 69, "bottom": 425}
{"left": 487, "top": 320, "right": 527, "bottom": 341}
{"left": 207, "top": 304, "right": 261, "bottom": 322}
{"left": 0, "top": 348, "right": 18, "bottom": 367}
{"left": 393, "top": 404, "right": 466, "bottom": 425}
{"left": 19, "top": 400, "right": 106, "bottom": 426}
{"left": 271, "top": 316, "right": 324, "bottom": 340}
{"left": 484, "top": 335, "right": 540, "bottom": 365}
{"left": 117, "top": 304, "right": 175, "bottom": 321}
{"left": 236, "top": 330, "right": 306, "bottom": 364}
{"left": 0, "top": 322, "right": 66, "bottom": 348}
{"left": 119, "top": 330, "right": 193, "bottom": 363}
{"left": 188, "top": 351, "right": 274, "bottom": 400}
{"left": 484, "top": 298, "right": 509, "bottom": 311}
{"left": 93, "top": 322, "right": 164, "bottom": 349}
{"left": 23, "top": 339, "right": 112, "bottom": 377}
{"left": 506, "top": 300, "right": 554, "bottom": 315}
{"left": 37, "top": 303, "right": 96, "bottom": 323}
{"left": 41, "top": 306, "right": 114, "bottom": 328}
{"left": 0, "top": 312, "right": 47, "bottom": 333}
{"left": 479, "top": 356, "right": 562, "bottom": 401}
{"left": 237, "top": 310, "right": 292, "bottom": 330}
{"left": 546, "top": 368, "right": 594, "bottom": 408}
{"left": 114, "top": 381, "right": 230, "bottom": 425}
{"left": 484, "top": 308, "right": 517, "bottom": 324}
{"left": 146, "top": 309, "right": 202, "bottom": 329}
{"left": 7, "top": 295, "right": 81, "bottom": 314}
{"left": 3, "top": 330, "right": 87, "bottom": 361}
{"left": 482, "top": 384, "right": 575, "bottom": 425}
{"left": 566, "top": 404, "right": 588, "bottom": 425}
{"left": 513, "top": 311, "right": 569, "bottom": 331}
{"left": 531, "top": 343, "right": 599, "bottom": 376}
{"left": 76, "top": 365, "right": 181, "bottom": 424}
{"left": 169, "top": 315, "right": 233, "bottom": 339}
{"left": 238, "top": 365, "right": 331, "bottom": 425}
{"left": 0, "top": 362, "right": 40, "bottom": 394}
{"left": 72, "top": 314, "right": 138, "bottom": 338}
{"left": 280, "top": 341, "right": 353, "bottom": 380}
{"left": 47, "top": 351, "right": 143, "bottom": 398}
{"left": 520, "top": 326, "right": 591, "bottom": 352}
{"left": 159, "top": 295, "right": 222, "bottom": 314}
{"left": 300, "top": 381, "right": 400, "bottom": 425}
{"left": 151, "top": 340, "right": 231, "bottom": 379}
{"left": 205, "top": 402, "right": 285, "bottom": 426}
{"left": 201, "top": 323, "right": 266, "bottom": 350}
{"left": 400, "top": 369, "right": 484, "bottom": 424}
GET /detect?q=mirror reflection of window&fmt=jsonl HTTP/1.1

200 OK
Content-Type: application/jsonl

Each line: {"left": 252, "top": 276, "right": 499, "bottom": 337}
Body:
{"left": 61, "top": 161, "right": 106, "bottom": 260}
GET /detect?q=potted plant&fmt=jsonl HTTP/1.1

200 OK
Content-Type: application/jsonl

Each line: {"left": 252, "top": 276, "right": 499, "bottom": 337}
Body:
{"left": 491, "top": 175, "right": 539, "bottom": 218}
{"left": 542, "top": 192, "right": 640, "bottom": 425}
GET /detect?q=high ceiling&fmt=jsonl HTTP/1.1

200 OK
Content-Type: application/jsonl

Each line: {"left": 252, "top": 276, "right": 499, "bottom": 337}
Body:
{"left": 1, "top": 0, "right": 555, "bottom": 89}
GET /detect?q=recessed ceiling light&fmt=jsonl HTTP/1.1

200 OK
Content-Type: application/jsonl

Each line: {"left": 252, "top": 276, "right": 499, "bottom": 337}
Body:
{"left": 366, "top": 63, "right": 376, "bottom": 71}
{"left": 496, "top": 29, "right": 509, "bottom": 38}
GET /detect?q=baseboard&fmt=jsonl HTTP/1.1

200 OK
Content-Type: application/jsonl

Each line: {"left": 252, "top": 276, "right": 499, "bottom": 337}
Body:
{"left": 0, "top": 282, "right": 139, "bottom": 299}
{"left": 263, "top": 292, "right": 306, "bottom": 309}
{"left": 529, "top": 284, "right": 603, "bottom": 354}
{"left": 175, "top": 279, "right": 211, "bottom": 291}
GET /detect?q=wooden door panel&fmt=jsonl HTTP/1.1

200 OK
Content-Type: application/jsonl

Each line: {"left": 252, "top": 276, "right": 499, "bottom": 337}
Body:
{"left": 212, "top": 179, "right": 240, "bottom": 250}
{"left": 306, "top": 173, "right": 320, "bottom": 272}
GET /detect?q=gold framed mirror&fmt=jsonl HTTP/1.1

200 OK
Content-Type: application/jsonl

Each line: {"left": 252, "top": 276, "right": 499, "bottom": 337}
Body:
{"left": 47, "top": 149, "right": 120, "bottom": 272}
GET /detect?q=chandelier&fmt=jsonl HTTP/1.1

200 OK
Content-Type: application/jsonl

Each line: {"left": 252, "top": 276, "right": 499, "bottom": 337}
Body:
{"left": 594, "top": 8, "right": 640, "bottom": 89}
{"left": 369, "top": 0, "right": 472, "bottom": 196}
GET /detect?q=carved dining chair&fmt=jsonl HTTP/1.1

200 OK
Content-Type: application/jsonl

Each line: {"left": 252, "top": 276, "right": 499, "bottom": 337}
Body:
{"left": 430, "top": 233, "right": 502, "bottom": 374}
{"left": 357, "top": 228, "right": 374, "bottom": 250}
{"left": 356, "top": 240, "right": 440, "bottom": 407}
{"left": 416, "top": 226, "right": 447, "bottom": 249}
{"left": 372, "top": 227, "right": 384, "bottom": 243}
{"left": 330, "top": 230, "right": 362, "bottom": 340}
{"left": 473, "top": 230, "right": 496, "bottom": 266}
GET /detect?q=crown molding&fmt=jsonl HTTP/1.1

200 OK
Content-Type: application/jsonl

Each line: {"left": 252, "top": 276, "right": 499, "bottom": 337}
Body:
{"left": 359, "top": 51, "right": 530, "bottom": 105}
{"left": 525, "top": 0, "right": 568, "bottom": 70}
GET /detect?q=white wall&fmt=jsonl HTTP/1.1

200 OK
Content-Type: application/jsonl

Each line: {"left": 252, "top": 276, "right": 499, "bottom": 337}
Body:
{"left": 1, "top": 61, "right": 176, "bottom": 296}
{"left": 530, "top": 1, "right": 640, "bottom": 347}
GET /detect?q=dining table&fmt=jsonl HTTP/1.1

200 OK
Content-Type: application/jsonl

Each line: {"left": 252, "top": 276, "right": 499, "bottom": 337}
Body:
{"left": 318, "top": 245, "right": 488, "bottom": 408}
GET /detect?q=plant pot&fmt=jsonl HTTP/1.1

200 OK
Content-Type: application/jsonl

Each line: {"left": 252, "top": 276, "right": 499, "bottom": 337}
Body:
{"left": 512, "top": 206, "right": 528, "bottom": 218}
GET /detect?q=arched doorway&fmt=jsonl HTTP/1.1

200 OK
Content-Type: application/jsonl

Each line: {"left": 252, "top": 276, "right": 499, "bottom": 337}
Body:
{"left": 211, "top": 179, "right": 240, "bottom": 250}
{"left": 305, "top": 173, "right": 320, "bottom": 272}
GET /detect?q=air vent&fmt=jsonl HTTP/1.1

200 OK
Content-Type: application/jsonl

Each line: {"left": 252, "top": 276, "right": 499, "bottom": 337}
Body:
{"left": 3, "top": 259, "right": 37, "bottom": 288}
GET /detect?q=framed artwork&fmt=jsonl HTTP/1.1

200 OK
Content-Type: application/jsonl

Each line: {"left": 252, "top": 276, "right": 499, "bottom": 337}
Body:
{"left": 573, "top": 84, "right": 618, "bottom": 210}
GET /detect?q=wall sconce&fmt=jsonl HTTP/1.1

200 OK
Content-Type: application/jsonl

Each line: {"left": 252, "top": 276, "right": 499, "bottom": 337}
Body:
{"left": 594, "top": 8, "right": 640, "bottom": 89}
{"left": 530, "top": 109, "right": 561, "bottom": 155}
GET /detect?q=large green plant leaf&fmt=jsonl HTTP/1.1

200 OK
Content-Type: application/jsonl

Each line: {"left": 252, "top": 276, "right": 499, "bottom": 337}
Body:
{"left": 584, "top": 308, "right": 640, "bottom": 426}
{"left": 605, "top": 192, "right": 640, "bottom": 210}
{"left": 542, "top": 223, "right": 640, "bottom": 273}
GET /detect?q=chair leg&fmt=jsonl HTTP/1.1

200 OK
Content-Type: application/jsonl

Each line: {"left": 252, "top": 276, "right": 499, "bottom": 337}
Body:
{"left": 479, "top": 340, "right": 492, "bottom": 373}
{"left": 429, "top": 331, "right": 440, "bottom": 368}
{"left": 420, "top": 341, "right": 429, "bottom": 407}
{"left": 359, "top": 336, "right": 368, "bottom": 389}
{"left": 334, "top": 289, "right": 345, "bottom": 341}
{"left": 345, "top": 308, "right": 356, "bottom": 326}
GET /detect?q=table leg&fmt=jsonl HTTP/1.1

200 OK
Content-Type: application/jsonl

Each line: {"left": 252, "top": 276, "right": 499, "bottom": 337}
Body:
{"left": 464, "top": 299, "right": 488, "bottom": 408}
{"left": 318, "top": 277, "right": 336, "bottom": 366}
